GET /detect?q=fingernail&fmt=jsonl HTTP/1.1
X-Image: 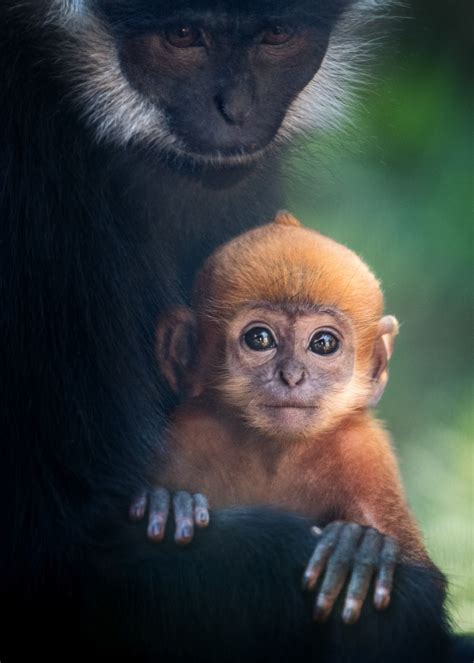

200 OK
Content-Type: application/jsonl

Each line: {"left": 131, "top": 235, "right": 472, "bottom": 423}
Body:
{"left": 342, "top": 599, "right": 359, "bottom": 624}
{"left": 342, "top": 607, "right": 356, "bottom": 624}
{"left": 149, "top": 522, "right": 161, "bottom": 538}
{"left": 303, "top": 572, "right": 315, "bottom": 590}
{"left": 375, "top": 589, "right": 390, "bottom": 610}
{"left": 196, "top": 509, "right": 208, "bottom": 524}
{"left": 313, "top": 597, "right": 330, "bottom": 622}
{"left": 181, "top": 525, "right": 192, "bottom": 539}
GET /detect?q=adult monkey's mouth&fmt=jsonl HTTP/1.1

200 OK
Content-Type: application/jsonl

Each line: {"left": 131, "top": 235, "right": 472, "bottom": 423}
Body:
{"left": 160, "top": 139, "right": 272, "bottom": 169}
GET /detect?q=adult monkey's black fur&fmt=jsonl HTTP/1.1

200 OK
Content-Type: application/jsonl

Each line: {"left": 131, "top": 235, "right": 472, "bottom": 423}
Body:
{"left": 0, "top": 1, "right": 461, "bottom": 661}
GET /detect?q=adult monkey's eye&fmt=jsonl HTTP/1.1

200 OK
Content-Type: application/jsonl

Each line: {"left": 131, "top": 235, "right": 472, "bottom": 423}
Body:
{"left": 244, "top": 327, "right": 277, "bottom": 351}
{"left": 165, "top": 25, "right": 202, "bottom": 48}
{"left": 309, "top": 331, "right": 339, "bottom": 356}
{"left": 261, "top": 25, "right": 294, "bottom": 45}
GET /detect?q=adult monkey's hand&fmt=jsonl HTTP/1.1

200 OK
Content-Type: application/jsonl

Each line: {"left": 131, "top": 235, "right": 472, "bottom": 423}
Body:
{"left": 303, "top": 521, "right": 398, "bottom": 625}
{"left": 129, "top": 487, "right": 210, "bottom": 545}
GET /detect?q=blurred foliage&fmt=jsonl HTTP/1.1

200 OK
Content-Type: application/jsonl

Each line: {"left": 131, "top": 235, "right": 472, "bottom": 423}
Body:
{"left": 286, "top": 2, "right": 473, "bottom": 634}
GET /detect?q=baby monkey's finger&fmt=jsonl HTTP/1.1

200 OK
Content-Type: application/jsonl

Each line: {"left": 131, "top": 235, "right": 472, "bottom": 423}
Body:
{"left": 129, "top": 491, "right": 147, "bottom": 522}
{"left": 374, "top": 537, "right": 398, "bottom": 610}
{"left": 303, "top": 521, "right": 343, "bottom": 591}
{"left": 193, "top": 493, "right": 210, "bottom": 528}
{"left": 342, "top": 528, "right": 382, "bottom": 624}
{"left": 147, "top": 487, "right": 170, "bottom": 542}
{"left": 173, "top": 491, "right": 194, "bottom": 545}
{"left": 313, "top": 523, "right": 363, "bottom": 623}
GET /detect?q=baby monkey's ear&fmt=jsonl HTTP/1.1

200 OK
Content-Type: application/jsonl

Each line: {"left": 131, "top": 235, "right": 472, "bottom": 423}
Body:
{"left": 367, "top": 315, "right": 399, "bottom": 407}
{"left": 155, "top": 306, "right": 197, "bottom": 396}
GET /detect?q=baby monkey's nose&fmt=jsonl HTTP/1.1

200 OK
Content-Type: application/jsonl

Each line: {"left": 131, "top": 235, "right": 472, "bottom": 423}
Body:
{"left": 279, "top": 362, "right": 306, "bottom": 388}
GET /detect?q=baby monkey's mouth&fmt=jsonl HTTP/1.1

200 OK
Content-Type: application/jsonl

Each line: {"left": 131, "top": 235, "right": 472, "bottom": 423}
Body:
{"left": 257, "top": 403, "right": 320, "bottom": 430}
{"left": 260, "top": 404, "right": 318, "bottom": 410}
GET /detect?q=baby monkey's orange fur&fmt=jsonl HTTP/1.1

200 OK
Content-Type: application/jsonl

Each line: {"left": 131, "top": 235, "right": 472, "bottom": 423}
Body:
{"left": 156, "top": 213, "right": 429, "bottom": 566}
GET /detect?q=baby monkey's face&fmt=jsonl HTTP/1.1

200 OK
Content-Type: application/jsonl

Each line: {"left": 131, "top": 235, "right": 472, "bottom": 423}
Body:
{"left": 222, "top": 303, "right": 359, "bottom": 439}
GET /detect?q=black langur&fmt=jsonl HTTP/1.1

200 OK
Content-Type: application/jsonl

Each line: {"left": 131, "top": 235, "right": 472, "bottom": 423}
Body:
{"left": 0, "top": 1, "right": 458, "bottom": 662}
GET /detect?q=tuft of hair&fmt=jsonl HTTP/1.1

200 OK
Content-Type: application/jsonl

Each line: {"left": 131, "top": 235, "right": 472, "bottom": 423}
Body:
{"left": 46, "top": 2, "right": 180, "bottom": 151}
{"left": 274, "top": 211, "right": 302, "bottom": 228}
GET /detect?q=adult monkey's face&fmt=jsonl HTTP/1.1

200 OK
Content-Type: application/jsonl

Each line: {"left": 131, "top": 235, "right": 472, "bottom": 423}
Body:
{"left": 59, "top": 0, "right": 353, "bottom": 165}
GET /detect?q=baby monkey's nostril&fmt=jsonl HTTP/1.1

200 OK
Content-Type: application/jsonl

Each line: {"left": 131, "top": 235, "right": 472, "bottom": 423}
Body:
{"left": 279, "top": 366, "right": 306, "bottom": 388}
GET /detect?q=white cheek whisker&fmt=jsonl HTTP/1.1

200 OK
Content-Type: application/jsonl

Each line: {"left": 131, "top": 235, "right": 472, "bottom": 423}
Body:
{"left": 281, "top": 1, "right": 393, "bottom": 140}
{"left": 49, "top": 5, "right": 178, "bottom": 151}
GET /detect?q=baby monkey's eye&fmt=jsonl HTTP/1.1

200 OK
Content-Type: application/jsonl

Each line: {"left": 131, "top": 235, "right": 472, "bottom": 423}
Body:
{"left": 165, "top": 25, "right": 203, "bottom": 48}
{"left": 244, "top": 327, "right": 277, "bottom": 351}
{"left": 261, "top": 25, "right": 294, "bottom": 45}
{"left": 309, "top": 331, "right": 339, "bottom": 356}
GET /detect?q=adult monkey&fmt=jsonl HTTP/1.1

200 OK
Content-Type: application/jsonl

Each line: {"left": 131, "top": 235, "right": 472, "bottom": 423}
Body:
{"left": 0, "top": 1, "right": 454, "bottom": 662}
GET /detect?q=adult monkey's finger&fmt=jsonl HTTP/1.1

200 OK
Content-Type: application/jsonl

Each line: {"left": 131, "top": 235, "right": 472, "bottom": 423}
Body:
{"left": 374, "top": 537, "right": 398, "bottom": 610}
{"left": 342, "top": 528, "right": 382, "bottom": 624}
{"left": 129, "top": 491, "right": 147, "bottom": 522}
{"left": 302, "top": 521, "right": 344, "bottom": 591}
{"left": 147, "top": 487, "right": 170, "bottom": 542}
{"left": 173, "top": 491, "right": 194, "bottom": 545}
{"left": 193, "top": 493, "right": 210, "bottom": 528}
{"left": 313, "top": 523, "right": 363, "bottom": 623}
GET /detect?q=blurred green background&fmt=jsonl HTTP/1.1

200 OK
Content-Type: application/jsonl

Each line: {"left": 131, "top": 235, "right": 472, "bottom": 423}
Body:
{"left": 287, "top": 1, "right": 473, "bottom": 633}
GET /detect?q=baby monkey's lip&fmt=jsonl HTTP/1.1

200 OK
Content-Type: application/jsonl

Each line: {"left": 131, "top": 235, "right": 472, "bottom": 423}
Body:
{"left": 260, "top": 404, "right": 318, "bottom": 409}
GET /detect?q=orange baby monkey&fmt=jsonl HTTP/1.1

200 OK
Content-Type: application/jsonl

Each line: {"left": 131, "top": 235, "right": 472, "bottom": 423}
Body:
{"left": 140, "top": 212, "right": 437, "bottom": 624}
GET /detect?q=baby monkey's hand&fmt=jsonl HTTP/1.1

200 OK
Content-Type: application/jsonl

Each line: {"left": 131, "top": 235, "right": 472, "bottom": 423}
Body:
{"left": 303, "top": 521, "right": 398, "bottom": 625}
{"left": 129, "top": 487, "right": 210, "bottom": 545}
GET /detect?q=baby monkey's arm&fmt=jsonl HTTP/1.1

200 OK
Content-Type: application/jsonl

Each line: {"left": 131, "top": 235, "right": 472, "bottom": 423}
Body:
{"left": 303, "top": 415, "right": 430, "bottom": 625}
